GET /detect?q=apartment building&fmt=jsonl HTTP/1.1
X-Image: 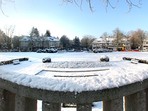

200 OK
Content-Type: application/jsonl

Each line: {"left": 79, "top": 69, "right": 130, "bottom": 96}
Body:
{"left": 20, "top": 36, "right": 60, "bottom": 51}
{"left": 143, "top": 38, "right": 148, "bottom": 52}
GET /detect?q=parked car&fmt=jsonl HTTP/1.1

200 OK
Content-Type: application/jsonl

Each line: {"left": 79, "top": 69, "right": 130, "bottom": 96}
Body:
{"left": 93, "top": 48, "right": 113, "bottom": 53}
{"left": 36, "top": 49, "right": 42, "bottom": 53}
{"left": 93, "top": 48, "right": 104, "bottom": 53}
{"left": 36, "top": 48, "right": 58, "bottom": 53}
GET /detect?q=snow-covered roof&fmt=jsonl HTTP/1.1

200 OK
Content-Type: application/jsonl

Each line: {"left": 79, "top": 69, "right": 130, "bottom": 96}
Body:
{"left": 92, "top": 37, "right": 115, "bottom": 44}
{"left": 19, "top": 36, "right": 31, "bottom": 41}
{"left": 0, "top": 52, "right": 148, "bottom": 92}
{"left": 20, "top": 36, "right": 59, "bottom": 42}
{"left": 43, "top": 36, "right": 59, "bottom": 42}
{"left": 92, "top": 38, "right": 106, "bottom": 44}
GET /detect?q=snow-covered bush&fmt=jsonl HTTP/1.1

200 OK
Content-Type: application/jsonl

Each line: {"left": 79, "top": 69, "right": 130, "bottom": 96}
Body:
{"left": 100, "top": 55, "right": 109, "bottom": 62}
{"left": 42, "top": 57, "right": 51, "bottom": 63}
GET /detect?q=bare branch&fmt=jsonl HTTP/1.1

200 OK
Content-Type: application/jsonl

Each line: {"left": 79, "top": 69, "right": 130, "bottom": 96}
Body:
{"left": 104, "top": 0, "right": 117, "bottom": 12}
{"left": 0, "top": 0, "right": 142, "bottom": 14}
{"left": 87, "top": 0, "right": 94, "bottom": 12}
{"left": 105, "top": 0, "right": 116, "bottom": 9}
{"left": 0, "top": 0, "right": 15, "bottom": 16}
{"left": 73, "top": 0, "right": 79, "bottom": 7}
{"left": 4, "top": 25, "right": 15, "bottom": 38}
{"left": 63, "top": 0, "right": 142, "bottom": 12}
{"left": 80, "top": 0, "right": 83, "bottom": 9}
{"left": 0, "top": 0, "right": 7, "bottom": 16}
{"left": 126, "top": 0, "right": 141, "bottom": 11}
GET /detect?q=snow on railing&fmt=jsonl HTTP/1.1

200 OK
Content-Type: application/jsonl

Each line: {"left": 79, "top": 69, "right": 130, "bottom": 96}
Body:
{"left": 0, "top": 76, "right": 148, "bottom": 111}
{"left": 0, "top": 57, "right": 148, "bottom": 111}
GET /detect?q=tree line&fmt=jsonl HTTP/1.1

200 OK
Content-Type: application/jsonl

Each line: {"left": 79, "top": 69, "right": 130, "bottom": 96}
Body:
{"left": 0, "top": 27, "right": 147, "bottom": 51}
{"left": 60, "top": 28, "right": 148, "bottom": 51}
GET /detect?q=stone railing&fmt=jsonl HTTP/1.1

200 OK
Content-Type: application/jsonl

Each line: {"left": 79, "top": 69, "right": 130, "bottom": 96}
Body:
{"left": 0, "top": 76, "right": 148, "bottom": 111}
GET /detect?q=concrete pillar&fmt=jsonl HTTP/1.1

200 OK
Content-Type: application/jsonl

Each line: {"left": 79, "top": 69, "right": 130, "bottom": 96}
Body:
{"left": 25, "top": 97, "right": 37, "bottom": 111}
{"left": 125, "top": 90, "right": 146, "bottom": 111}
{"left": 3, "top": 90, "right": 15, "bottom": 111}
{"left": 0, "top": 89, "right": 5, "bottom": 111}
{"left": 15, "top": 95, "right": 26, "bottom": 111}
{"left": 103, "top": 97, "right": 123, "bottom": 111}
{"left": 42, "top": 101, "right": 61, "bottom": 111}
{"left": 146, "top": 89, "right": 148, "bottom": 111}
{"left": 15, "top": 95, "right": 37, "bottom": 111}
{"left": 77, "top": 103, "right": 92, "bottom": 111}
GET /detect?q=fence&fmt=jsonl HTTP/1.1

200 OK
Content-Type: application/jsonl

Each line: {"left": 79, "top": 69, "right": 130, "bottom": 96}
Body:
{"left": 0, "top": 77, "right": 148, "bottom": 111}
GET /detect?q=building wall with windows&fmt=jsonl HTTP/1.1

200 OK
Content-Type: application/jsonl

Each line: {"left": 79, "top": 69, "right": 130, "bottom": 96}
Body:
{"left": 92, "top": 37, "right": 131, "bottom": 51}
{"left": 19, "top": 36, "right": 60, "bottom": 51}
{"left": 92, "top": 37, "right": 115, "bottom": 50}
{"left": 143, "top": 38, "right": 148, "bottom": 52}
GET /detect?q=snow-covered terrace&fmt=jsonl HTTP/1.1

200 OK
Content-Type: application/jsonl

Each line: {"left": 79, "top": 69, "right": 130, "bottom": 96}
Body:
{"left": 0, "top": 52, "right": 148, "bottom": 111}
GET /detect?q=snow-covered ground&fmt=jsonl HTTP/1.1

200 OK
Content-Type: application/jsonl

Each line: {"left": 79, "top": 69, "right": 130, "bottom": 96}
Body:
{"left": 0, "top": 51, "right": 148, "bottom": 111}
{"left": 37, "top": 100, "right": 102, "bottom": 111}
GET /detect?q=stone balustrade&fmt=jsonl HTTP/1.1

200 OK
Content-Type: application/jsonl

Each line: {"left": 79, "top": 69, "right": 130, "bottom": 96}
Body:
{"left": 0, "top": 77, "right": 148, "bottom": 111}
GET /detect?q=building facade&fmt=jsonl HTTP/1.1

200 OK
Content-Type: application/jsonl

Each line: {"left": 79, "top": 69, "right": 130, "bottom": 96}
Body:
{"left": 20, "top": 36, "right": 60, "bottom": 51}
{"left": 92, "top": 37, "right": 131, "bottom": 52}
{"left": 143, "top": 38, "right": 148, "bottom": 52}
{"left": 92, "top": 37, "right": 115, "bottom": 51}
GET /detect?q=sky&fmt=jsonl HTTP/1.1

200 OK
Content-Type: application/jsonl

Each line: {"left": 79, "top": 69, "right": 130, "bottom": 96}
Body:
{"left": 0, "top": 0, "right": 148, "bottom": 39}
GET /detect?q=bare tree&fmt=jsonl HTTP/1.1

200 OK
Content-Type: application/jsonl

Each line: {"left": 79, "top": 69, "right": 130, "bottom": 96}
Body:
{"left": 81, "top": 35, "right": 95, "bottom": 49}
{"left": 4, "top": 25, "right": 15, "bottom": 49}
{"left": 112, "top": 28, "right": 125, "bottom": 50}
{"left": 129, "top": 29, "right": 146, "bottom": 50}
{"left": 101, "top": 32, "right": 109, "bottom": 41}
{"left": 4, "top": 25, "right": 15, "bottom": 38}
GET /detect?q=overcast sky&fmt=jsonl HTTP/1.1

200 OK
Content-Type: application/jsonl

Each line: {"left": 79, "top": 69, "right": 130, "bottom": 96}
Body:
{"left": 0, "top": 0, "right": 148, "bottom": 39}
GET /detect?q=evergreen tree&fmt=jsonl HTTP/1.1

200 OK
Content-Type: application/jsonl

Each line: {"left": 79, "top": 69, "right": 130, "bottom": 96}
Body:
{"left": 60, "top": 35, "right": 70, "bottom": 50}
{"left": 73, "top": 36, "right": 80, "bottom": 50}
{"left": 12, "top": 36, "right": 20, "bottom": 49}
{"left": 30, "top": 27, "right": 40, "bottom": 37}
{"left": 0, "top": 29, "right": 10, "bottom": 50}
{"left": 44, "top": 30, "right": 51, "bottom": 37}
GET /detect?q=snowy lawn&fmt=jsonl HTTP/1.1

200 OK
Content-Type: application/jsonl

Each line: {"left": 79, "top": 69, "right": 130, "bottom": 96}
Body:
{"left": 37, "top": 100, "right": 102, "bottom": 111}
{"left": 0, "top": 51, "right": 148, "bottom": 111}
